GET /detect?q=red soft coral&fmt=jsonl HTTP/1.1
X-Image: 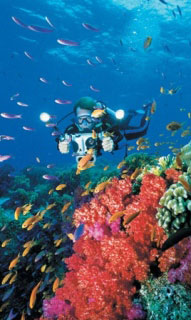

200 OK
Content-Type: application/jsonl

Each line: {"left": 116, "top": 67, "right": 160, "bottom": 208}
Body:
{"left": 165, "top": 168, "right": 182, "bottom": 183}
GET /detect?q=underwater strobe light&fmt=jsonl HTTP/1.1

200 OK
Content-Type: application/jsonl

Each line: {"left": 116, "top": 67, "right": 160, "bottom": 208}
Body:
{"left": 40, "top": 112, "right": 50, "bottom": 122}
{"left": 115, "top": 109, "right": 125, "bottom": 120}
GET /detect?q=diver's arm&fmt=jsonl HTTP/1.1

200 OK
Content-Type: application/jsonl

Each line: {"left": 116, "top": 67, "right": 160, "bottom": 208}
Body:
{"left": 112, "top": 130, "right": 123, "bottom": 150}
{"left": 124, "top": 103, "right": 152, "bottom": 140}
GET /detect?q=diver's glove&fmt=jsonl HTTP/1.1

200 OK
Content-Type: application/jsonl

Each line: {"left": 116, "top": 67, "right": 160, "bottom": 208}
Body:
{"left": 102, "top": 136, "right": 114, "bottom": 152}
{"left": 58, "top": 135, "right": 70, "bottom": 154}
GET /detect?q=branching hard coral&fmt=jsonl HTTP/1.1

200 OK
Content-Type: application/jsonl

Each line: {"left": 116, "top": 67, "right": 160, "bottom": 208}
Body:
{"left": 156, "top": 171, "right": 191, "bottom": 234}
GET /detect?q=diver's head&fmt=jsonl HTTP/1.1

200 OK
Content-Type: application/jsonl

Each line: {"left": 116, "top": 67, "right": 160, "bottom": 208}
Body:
{"left": 73, "top": 97, "right": 97, "bottom": 131}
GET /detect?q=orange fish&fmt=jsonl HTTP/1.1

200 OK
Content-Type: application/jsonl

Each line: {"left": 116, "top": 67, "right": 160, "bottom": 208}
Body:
{"left": 77, "top": 149, "right": 94, "bottom": 170}
{"left": 22, "top": 216, "right": 37, "bottom": 229}
{"left": 22, "top": 246, "right": 32, "bottom": 257}
{"left": 29, "top": 281, "right": 42, "bottom": 309}
{"left": 109, "top": 210, "right": 126, "bottom": 223}
{"left": 61, "top": 201, "right": 71, "bottom": 213}
{"left": 130, "top": 168, "right": 142, "bottom": 180}
{"left": 103, "top": 165, "right": 109, "bottom": 171}
{"left": 176, "top": 152, "right": 182, "bottom": 169}
{"left": 151, "top": 100, "right": 156, "bottom": 114}
{"left": 8, "top": 253, "right": 20, "bottom": 270}
{"left": 21, "top": 311, "right": 25, "bottom": 320}
{"left": 178, "top": 177, "right": 191, "bottom": 193}
{"left": 123, "top": 211, "right": 140, "bottom": 225}
{"left": 52, "top": 277, "right": 60, "bottom": 292}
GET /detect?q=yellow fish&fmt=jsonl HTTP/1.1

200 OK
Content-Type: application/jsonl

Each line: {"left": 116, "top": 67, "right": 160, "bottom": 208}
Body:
{"left": 144, "top": 36, "right": 152, "bottom": 49}
{"left": 41, "top": 264, "right": 47, "bottom": 272}
{"left": 14, "top": 207, "right": 22, "bottom": 220}
{"left": 22, "top": 204, "right": 32, "bottom": 215}
{"left": 9, "top": 272, "right": 17, "bottom": 284}
{"left": 43, "top": 223, "right": 51, "bottom": 229}
{"left": 92, "top": 129, "right": 97, "bottom": 139}
{"left": 85, "top": 181, "right": 91, "bottom": 189}
{"left": 137, "top": 145, "right": 150, "bottom": 150}
{"left": 36, "top": 157, "right": 40, "bottom": 163}
{"left": 1, "top": 272, "right": 13, "bottom": 284}
{"left": 55, "top": 184, "right": 66, "bottom": 191}
{"left": 22, "top": 246, "right": 32, "bottom": 257}
{"left": 91, "top": 109, "right": 106, "bottom": 118}
{"left": 54, "top": 239, "right": 62, "bottom": 247}
{"left": 168, "top": 87, "right": 180, "bottom": 95}
{"left": 1, "top": 239, "right": 11, "bottom": 247}
{"left": 109, "top": 210, "right": 126, "bottom": 223}
{"left": 81, "top": 190, "right": 90, "bottom": 197}
{"left": 94, "top": 180, "right": 111, "bottom": 193}
{"left": 117, "top": 160, "right": 126, "bottom": 169}
{"left": 48, "top": 188, "right": 54, "bottom": 195}
{"left": 160, "top": 86, "right": 165, "bottom": 94}
{"left": 188, "top": 112, "right": 191, "bottom": 119}
{"left": 46, "top": 203, "right": 56, "bottom": 210}
{"left": 61, "top": 201, "right": 72, "bottom": 213}
{"left": 127, "top": 146, "right": 135, "bottom": 151}
{"left": 29, "top": 281, "right": 42, "bottom": 309}
{"left": 67, "top": 233, "right": 75, "bottom": 241}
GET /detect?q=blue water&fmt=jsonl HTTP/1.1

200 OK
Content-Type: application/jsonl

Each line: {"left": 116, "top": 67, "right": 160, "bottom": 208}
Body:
{"left": 1, "top": 0, "right": 191, "bottom": 171}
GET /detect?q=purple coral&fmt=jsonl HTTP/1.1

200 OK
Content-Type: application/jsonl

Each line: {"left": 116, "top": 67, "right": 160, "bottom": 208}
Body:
{"left": 168, "top": 239, "right": 191, "bottom": 284}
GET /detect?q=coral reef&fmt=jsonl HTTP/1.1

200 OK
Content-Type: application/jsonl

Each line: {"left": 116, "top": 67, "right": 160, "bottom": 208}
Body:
{"left": 156, "top": 171, "right": 191, "bottom": 234}
{"left": 140, "top": 273, "right": 191, "bottom": 320}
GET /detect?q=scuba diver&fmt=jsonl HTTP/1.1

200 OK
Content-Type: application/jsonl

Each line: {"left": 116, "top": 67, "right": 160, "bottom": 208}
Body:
{"left": 55, "top": 96, "right": 152, "bottom": 164}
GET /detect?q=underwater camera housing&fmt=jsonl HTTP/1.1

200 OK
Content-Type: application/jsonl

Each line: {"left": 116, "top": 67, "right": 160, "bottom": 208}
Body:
{"left": 71, "top": 132, "right": 97, "bottom": 163}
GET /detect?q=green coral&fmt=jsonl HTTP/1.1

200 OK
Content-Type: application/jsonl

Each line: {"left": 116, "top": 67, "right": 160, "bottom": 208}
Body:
{"left": 180, "top": 140, "right": 191, "bottom": 168}
{"left": 124, "top": 153, "right": 157, "bottom": 171}
{"left": 156, "top": 171, "right": 191, "bottom": 234}
{"left": 140, "top": 273, "right": 191, "bottom": 320}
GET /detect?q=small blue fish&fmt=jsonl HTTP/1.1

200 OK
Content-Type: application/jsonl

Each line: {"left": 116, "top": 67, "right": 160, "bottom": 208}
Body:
{"left": 177, "top": 5, "right": 182, "bottom": 16}
{"left": 159, "top": 0, "right": 168, "bottom": 5}
{"left": 74, "top": 223, "right": 85, "bottom": 241}
{"left": 2, "top": 285, "right": 15, "bottom": 302}
{"left": 6, "top": 309, "right": 18, "bottom": 320}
